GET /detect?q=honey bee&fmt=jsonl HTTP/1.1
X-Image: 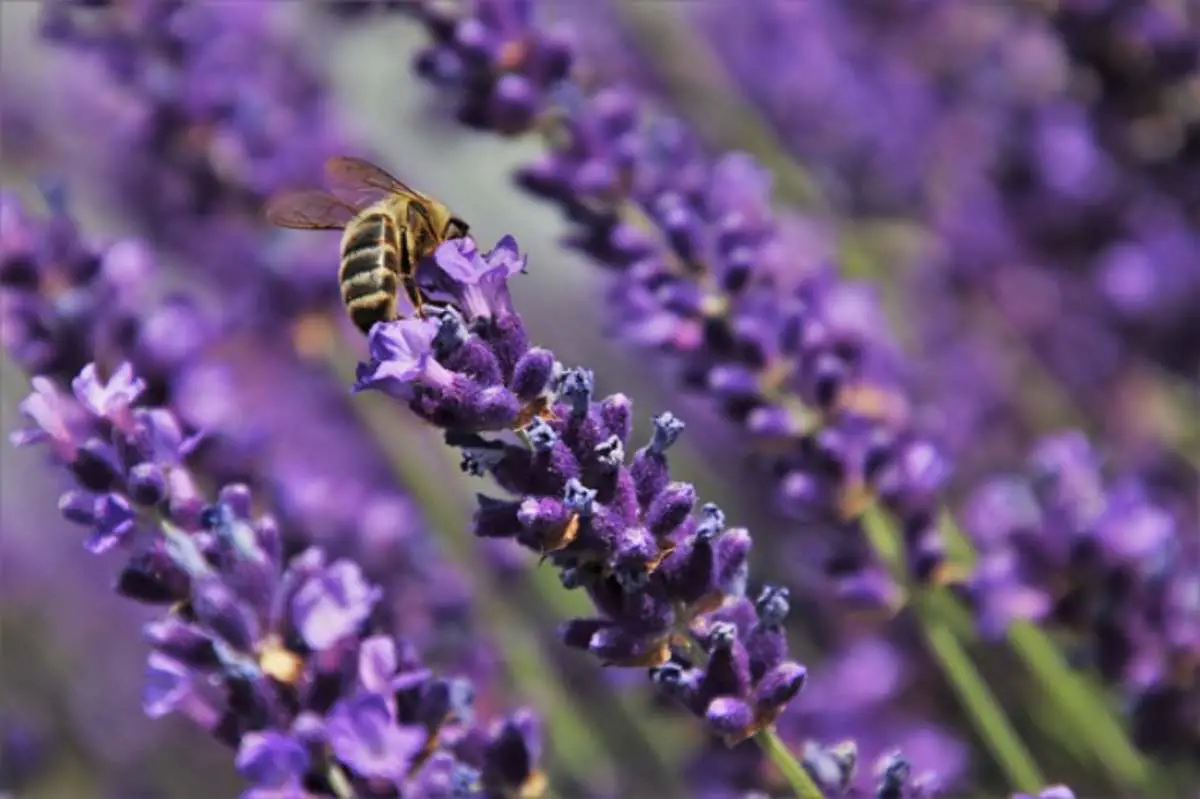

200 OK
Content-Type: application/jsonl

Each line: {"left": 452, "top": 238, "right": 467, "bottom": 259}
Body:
{"left": 265, "top": 156, "right": 470, "bottom": 334}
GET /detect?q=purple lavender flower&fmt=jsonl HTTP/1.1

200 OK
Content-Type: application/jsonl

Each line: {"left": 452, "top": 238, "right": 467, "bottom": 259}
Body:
{"left": 10, "top": 361, "right": 546, "bottom": 798}
{"left": 1, "top": 193, "right": 215, "bottom": 405}
{"left": 355, "top": 235, "right": 809, "bottom": 747}
{"left": 963, "top": 431, "right": 1200, "bottom": 755}
{"left": 3, "top": 196, "right": 496, "bottom": 688}
{"left": 411, "top": 0, "right": 575, "bottom": 135}
{"left": 782, "top": 637, "right": 968, "bottom": 795}
{"left": 405, "top": 15, "right": 953, "bottom": 601}
{"left": 38, "top": 0, "right": 349, "bottom": 339}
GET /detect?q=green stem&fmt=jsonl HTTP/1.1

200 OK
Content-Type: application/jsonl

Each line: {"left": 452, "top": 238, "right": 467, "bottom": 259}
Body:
{"left": 938, "top": 516, "right": 1152, "bottom": 790}
{"left": 1007, "top": 622, "right": 1148, "bottom": 788}
{"left": 862, "top": 509, "right": 1045, "bottom": 793}
{"left": 919, "top": 599, "right": 1045, "bottom": 793}
{"left": 756, "top": 728, "right": 826, "bottom": 799}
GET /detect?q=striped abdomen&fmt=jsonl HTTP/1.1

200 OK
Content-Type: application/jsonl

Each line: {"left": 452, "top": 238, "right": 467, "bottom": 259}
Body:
{"left": 338, "top": 211, "right": 402, "bottom": 334}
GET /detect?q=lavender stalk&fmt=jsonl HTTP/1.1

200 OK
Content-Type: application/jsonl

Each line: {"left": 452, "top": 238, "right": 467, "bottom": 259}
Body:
{"left": 8, "top": 362, "right": 547, "bottom": 798}
{"left": 351, "top": 234, "right": 822, "bottom": 798}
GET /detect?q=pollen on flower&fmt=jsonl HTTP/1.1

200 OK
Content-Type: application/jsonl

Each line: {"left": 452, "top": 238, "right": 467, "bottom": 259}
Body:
{"left": 497, "top": 38, "right": 531, "bottom": 72}
{"left": 835, "top": 382, "right": 910, "bottom": 427}
{"left": 517, "top": 768, "right": 548, "bottom": 799}
{"left": 512, "top": 396, "right": 558, "bottom": 431}
{"left": 541, "top": 513, "right": 580, "bottom": 553}
{"left": 837, "top": 477, "right": 875, "bottom": 521}
{"left": 699, "top": 291, "right": 729, "bottom": 318}
{"left": 258, "top": 635, "right": 305, "bottom": 685}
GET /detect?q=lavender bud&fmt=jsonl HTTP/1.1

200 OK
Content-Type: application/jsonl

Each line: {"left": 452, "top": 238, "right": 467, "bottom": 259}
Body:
{"left": 58, "top": 489, "right": 95, "bottom": 526}
{"left": 593, "top": 434, "right": 625, "bottom": 470}
{"left": 70, "top": 438, "right": 122, "bottom": 491}
{"left": 649, "top": 411, "right": 685, "bottom": 454}
{"left": 562, "top": 478, "right": 597, "bottom": 518}
{"left": 127, "top": 462, "right": 166, "bottom": 505}
{"left": 754, "top": 585, "right": 790, "bottom": 627}
{"left": 460, "top": 443, "right": 505, "bottom": 476}
{"left": 708, "top": 622, "right": 736, "bottom": 652}
{"left": 511, "top": 348, "right": 555, "bottom": 401}
{"left": 526, "top": 417, "right": 559, "bottom": 453}
{"left": 646, "top": 482, "right": 697, "bottom": 537}
{"left": 696, "top": 503, "right": 726, "bottom": 540}
{"left": 650, "top": 662, "right": 685, "bottom": 690}
{"left": 557, "top": 367, "right": 594, "bottom": 418}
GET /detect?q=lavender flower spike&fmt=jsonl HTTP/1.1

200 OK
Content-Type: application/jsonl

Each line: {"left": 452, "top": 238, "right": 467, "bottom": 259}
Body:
{"left": 11, "top": 362, "right": 546, "bottom": 799}
{"left": 357, "top": 235, "right": 809, "bottom": 746}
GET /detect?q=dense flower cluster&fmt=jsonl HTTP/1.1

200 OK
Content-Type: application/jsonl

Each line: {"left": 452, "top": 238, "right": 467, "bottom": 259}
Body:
{"left": 0, "top": 190, "right": 208, "bottom": 400}
{"left": 403, "top": 2, "right": 1195, "bottom": 792}
{"left": 4, "top": 1, "right": 1184, "bottom": 797}
{"left": 411, "top": 0, "right": 575, "bottom": 136}
{"left": 39, "top": 0, "right": 347, "bottom": 334}
{"left": 964, "top": 431, "right": 1200, "bottom": 756}
{"left": 1, "top": 192, "right": 505, "bottom": 718}
{"left": 413, "top": 2, "right": 947, "bottom": 606}
{"left": 10, "top": 362, "right": 544, "bottom": 798}
{"left": 687, "top": 0, "right": 1200, "bottom": 406}
{"left": 356, "top": 235, "right": 809, "bottom": 746}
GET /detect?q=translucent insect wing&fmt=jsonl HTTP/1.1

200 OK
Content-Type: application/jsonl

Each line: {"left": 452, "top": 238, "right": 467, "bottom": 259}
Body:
{"left": 323, "top": 156, "right": 432, "bottom": 208}
{"left": 265, "top": 190, "right": 358, "bottom": 230}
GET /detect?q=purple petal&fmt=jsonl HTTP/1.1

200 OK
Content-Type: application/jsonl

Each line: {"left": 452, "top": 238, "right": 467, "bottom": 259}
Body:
{"left": 235, "top": 731, "right": 310, "bottom": 788}
{"left": 326, "top": 692, "right": 424, "bottom": 782}
{"left": 292, "top": 560, "right": 380, "bottom": 651}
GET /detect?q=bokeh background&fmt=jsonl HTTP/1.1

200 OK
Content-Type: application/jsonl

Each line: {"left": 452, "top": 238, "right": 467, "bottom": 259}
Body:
{"left": 2, "top": 1, "right": 1198, "bottom": 798}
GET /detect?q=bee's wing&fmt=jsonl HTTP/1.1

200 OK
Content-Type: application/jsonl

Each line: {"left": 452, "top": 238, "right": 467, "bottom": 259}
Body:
{"left": 324, "top": 155, "right": 432, "bottom": 208}
{"left": 265, "top": 189, "right": 359, "bottom": 230}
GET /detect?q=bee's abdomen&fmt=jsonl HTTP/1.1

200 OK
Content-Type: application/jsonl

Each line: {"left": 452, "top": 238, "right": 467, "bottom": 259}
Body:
{"left": 340, "top": 212, "right": 401, "bottom": 335}
{"left": 342, "top": 213, "right": 397, "bottom": 259}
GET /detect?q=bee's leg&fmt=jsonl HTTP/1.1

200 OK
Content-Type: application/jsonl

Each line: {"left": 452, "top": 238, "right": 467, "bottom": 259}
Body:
{"left": 410, "top": 279, "right": 428, "bottom": 319}
{"left": 398, "top": 228, "right": 427, "bottom": 318}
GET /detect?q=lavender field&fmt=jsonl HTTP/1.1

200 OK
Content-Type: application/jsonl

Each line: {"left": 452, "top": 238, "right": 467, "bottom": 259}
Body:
{"left": 1, "top": 2, "right": 1197, "bottom": 798}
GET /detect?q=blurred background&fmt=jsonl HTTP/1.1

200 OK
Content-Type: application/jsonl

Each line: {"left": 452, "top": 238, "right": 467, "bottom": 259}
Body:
{"left": 1, "top": 1, "right": 1198, "bottom": 797}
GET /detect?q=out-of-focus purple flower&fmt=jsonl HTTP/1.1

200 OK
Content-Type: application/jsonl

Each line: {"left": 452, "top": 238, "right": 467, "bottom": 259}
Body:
{"left": 3, "top": 197, "right": 499, "bottom": 691}
{"left": 0, "top": 714, "right": 52, "bottom": 792}
{"left": 411, "top": 0, "right": 575, "bottom": 135}
{"left": 963, "top": 431, "right": 1199, "bottom": 755}
{"left": 10, "top": 360, "right": 547, "bottom": 799}
{"left": 779, "top": 637, "right": 968, "bottom": 795}
{"left": 37, "top": 0, "right": 349, "bottom": 339}
{"left": 356, "top": 234, "right": 809, "bottom": 746}
{"left": 1, "top": 193, "right": 217, "bottom": 414}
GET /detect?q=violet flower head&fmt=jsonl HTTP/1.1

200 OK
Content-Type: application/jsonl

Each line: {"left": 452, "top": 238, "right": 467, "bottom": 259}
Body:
{"left": 406, "top": 30, "right": 953, "bottom": 604}
{"left": 963, "top": 430, "right": 1200, "bottom": 755}
{"left": 0, "top": 194, "right": 215, "bottom": 406}
{"left": 38, "top": 0, "right": 348, "bottom": 335}
{"left": 356, "top": 234, "right": 808, "bottom": 745}
{"left": 412, "top": 0, "right": 576, "bottom": 135}
{"left": 10, "top": 361, "right": 546, "bottom": 798}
